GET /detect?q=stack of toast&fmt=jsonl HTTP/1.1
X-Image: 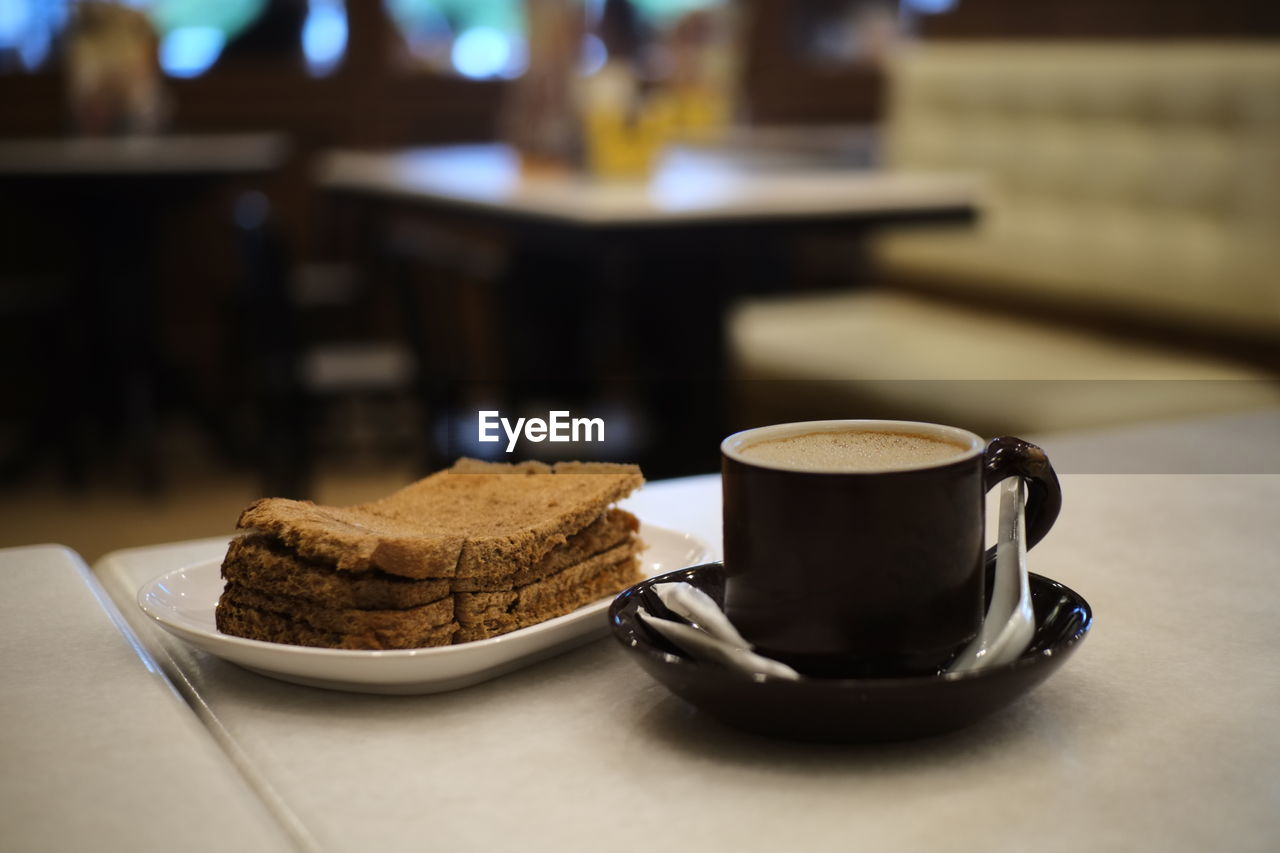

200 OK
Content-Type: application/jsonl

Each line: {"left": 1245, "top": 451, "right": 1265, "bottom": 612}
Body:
{"left": 215, "top": 459, "right": 645, "bottom": 650}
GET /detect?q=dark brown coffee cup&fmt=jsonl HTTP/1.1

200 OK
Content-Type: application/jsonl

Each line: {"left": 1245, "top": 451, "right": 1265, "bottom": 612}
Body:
{"left": 721, "top": 420, "right": 1061, "bottom": 679}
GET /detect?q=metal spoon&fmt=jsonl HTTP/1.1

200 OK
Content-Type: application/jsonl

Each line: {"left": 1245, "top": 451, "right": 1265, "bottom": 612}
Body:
{"left": 949, "top": 477, "right": 1035, "bottom": 673}
{"left": 654, "top": 581, "right": 753, "bottom": 648}
{"left": 636, "top": 606, "right": 801, "bottom": 680}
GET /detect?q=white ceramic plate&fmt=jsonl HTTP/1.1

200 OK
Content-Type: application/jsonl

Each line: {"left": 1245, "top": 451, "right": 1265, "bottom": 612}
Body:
{"left": 137, "top": 524, "right": 706, "bottom": 694}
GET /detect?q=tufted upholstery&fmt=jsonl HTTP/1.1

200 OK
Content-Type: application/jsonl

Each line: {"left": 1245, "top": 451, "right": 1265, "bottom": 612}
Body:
{"left": 877, "top": 43, "right": 1280, "bottom": 333}
{"left": 729, "top": 43, "right": 1280, "bottom": 435}
{"left": 731, "top": 289, "right": 1280, "bottom": 436}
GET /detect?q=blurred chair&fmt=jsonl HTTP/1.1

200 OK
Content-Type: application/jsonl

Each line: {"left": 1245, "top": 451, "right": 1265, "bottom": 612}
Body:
{"left": 232, "top": 191, "right": 309, "bottom": 497}
{"left": 232, "top": 192, "right": 431, "bottom": 499}
{"left": 0, "top": 272, "right": 82, "bottom": 485}
{"left": 731, "top": 43, "right": 1280, "bottom": 436}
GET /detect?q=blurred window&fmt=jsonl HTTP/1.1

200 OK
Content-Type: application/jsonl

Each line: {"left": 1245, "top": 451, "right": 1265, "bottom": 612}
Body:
{"left": 383, "top": 0, "right": 726, "bottom": 79}
{"left": 136, "top": 0, "right": 271, "bottom": 78}
{"left": 904, "top": 0, "right": 959, "bottom": 12}
{"left": 0, "top": 0, "right": 71, "bottom": 72}
{"left": 385, "top": 0, "right": 526, "bottom": 79}
{"left": 301, "top": 0, "right": 347, "bottom": 76}
{"left": 0, "top": 0, "right": 346, "bottom": 78}
{"left": 628, "top": 0, "right": 723, "bottom": 26}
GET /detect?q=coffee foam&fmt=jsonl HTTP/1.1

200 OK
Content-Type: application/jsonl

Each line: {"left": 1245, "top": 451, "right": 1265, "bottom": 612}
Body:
{"left": 738, "top": 429, "right": 970, "bottom": 473}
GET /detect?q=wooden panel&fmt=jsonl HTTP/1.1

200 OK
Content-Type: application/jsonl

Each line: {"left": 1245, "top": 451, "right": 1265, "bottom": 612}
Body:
{"left": 917, "top": 0, "right": 1280, "bottom": 38}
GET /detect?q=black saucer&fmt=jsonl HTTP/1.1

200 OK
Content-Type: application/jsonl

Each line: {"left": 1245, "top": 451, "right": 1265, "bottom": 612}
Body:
{"left": 608, "top": 563, "right": 1092, "bottom": 742}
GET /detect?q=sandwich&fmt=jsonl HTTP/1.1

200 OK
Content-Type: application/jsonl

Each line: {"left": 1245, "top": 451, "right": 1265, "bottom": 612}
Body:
{"left": 215, "top": 458, "right": 645, "bottom": 650}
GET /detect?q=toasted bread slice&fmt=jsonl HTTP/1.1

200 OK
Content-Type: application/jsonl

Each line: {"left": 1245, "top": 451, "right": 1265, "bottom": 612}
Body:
{"left": 215, "top": 600, "right": 458, "bottom": 650}
{"left": 222, "top": 535, "right": 452, "bottom": 610}
{"left": 216, "top": 584, "right": 453, "bottom": 651}
{"left": 223, "top": 507, "right": 638, "bottom": 609}
{"left": 455, "top": 555, "right": 643, "bottom": 642}
{"left": 236, "top": 459, "right": 643, "bottom": 580}
{"left": 451, "top": 508, "right": 639, "bottom": 592}
{"left": 454, "top": 539, "right": 644, "bottom": 622}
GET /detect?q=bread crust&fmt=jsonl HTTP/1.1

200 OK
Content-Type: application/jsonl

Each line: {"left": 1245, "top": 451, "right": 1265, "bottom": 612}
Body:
{"left": 451, "top": 508, "right": 638, "bottom": 591}
{"left": 236, "top": 459, "right": 643, "bottom": 579}
{"left": 215, "top": 549, "right": 642, "bottom": 650}
{"left": 219, "top": 584, "right": 452, "bottom": 633}
{"left": 455, "top": 556, "right": 642, "bottom": 642}
{"left": 222, "top": 535, "right": 452, "bottom": 609}
{"left": 454, "top": 540, "right": 644, "bottom": 621}
{"left": 214, "top": 599, "right": 458, "bottom": 650}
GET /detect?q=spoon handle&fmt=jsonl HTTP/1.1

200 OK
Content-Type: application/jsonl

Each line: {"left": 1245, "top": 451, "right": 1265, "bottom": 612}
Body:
{"left": 949, "top": 477, "right": 1029, "bottom": 673}
{"left": 981, "top": 479, "right": 1035, "bottom": 667}
{"left": 988, "top": 478, "right": 1025, "bottom": 641}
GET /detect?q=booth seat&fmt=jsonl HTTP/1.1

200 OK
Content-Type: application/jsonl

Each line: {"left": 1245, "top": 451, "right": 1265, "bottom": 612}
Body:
{"left": 730, "top": 43, "right": 1280, "bottom": 435}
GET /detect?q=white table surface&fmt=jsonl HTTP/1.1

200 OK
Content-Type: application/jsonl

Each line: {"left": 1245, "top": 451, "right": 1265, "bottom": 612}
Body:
{"left": 0, "top": 545, "right": 294, "bottom": 852}
{"left": 80, "top": 410, "right": 1280, "bottom": 852}
{"left": 315, "top": 143, "right": 981, "bottom": 227}
{"left": 0, "top": 133, "right": 289, "bottom": 175}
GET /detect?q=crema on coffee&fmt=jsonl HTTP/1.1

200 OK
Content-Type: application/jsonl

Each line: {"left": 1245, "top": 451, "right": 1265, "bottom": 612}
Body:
{"left": 739, "top": 429, "right": 970, "bottom": 472}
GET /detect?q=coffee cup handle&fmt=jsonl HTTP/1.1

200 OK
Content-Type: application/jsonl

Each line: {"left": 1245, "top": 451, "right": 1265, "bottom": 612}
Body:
{"left": 982, "top": 436, "right": 1062, "bottom": 557}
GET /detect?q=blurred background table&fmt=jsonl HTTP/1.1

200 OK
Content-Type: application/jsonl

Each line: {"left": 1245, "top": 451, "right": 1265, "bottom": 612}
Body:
{"left": 0, "top": 133, "right": 287, "bottom": 175}
{"left": 0, "top": 133, "right": 289, "bottom": 491}
{"left": 315, "top": 143, "right": 981, "bottom": 476}
{"left": 315, "top": 143, "right": 978, "bottom": 228}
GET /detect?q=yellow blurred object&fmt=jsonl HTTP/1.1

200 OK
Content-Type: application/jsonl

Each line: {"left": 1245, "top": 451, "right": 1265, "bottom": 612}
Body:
{"left": 582, "top": 85, "right": 731, "bottom": 180}
{"left": 580, "top": 3, "right": 737, "bottom": 180}
{"left": 583, "top": 93, "right": 672, "bottom": 180}
{"left": 667, "top": 87, "right": 732, "bottom": 144}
